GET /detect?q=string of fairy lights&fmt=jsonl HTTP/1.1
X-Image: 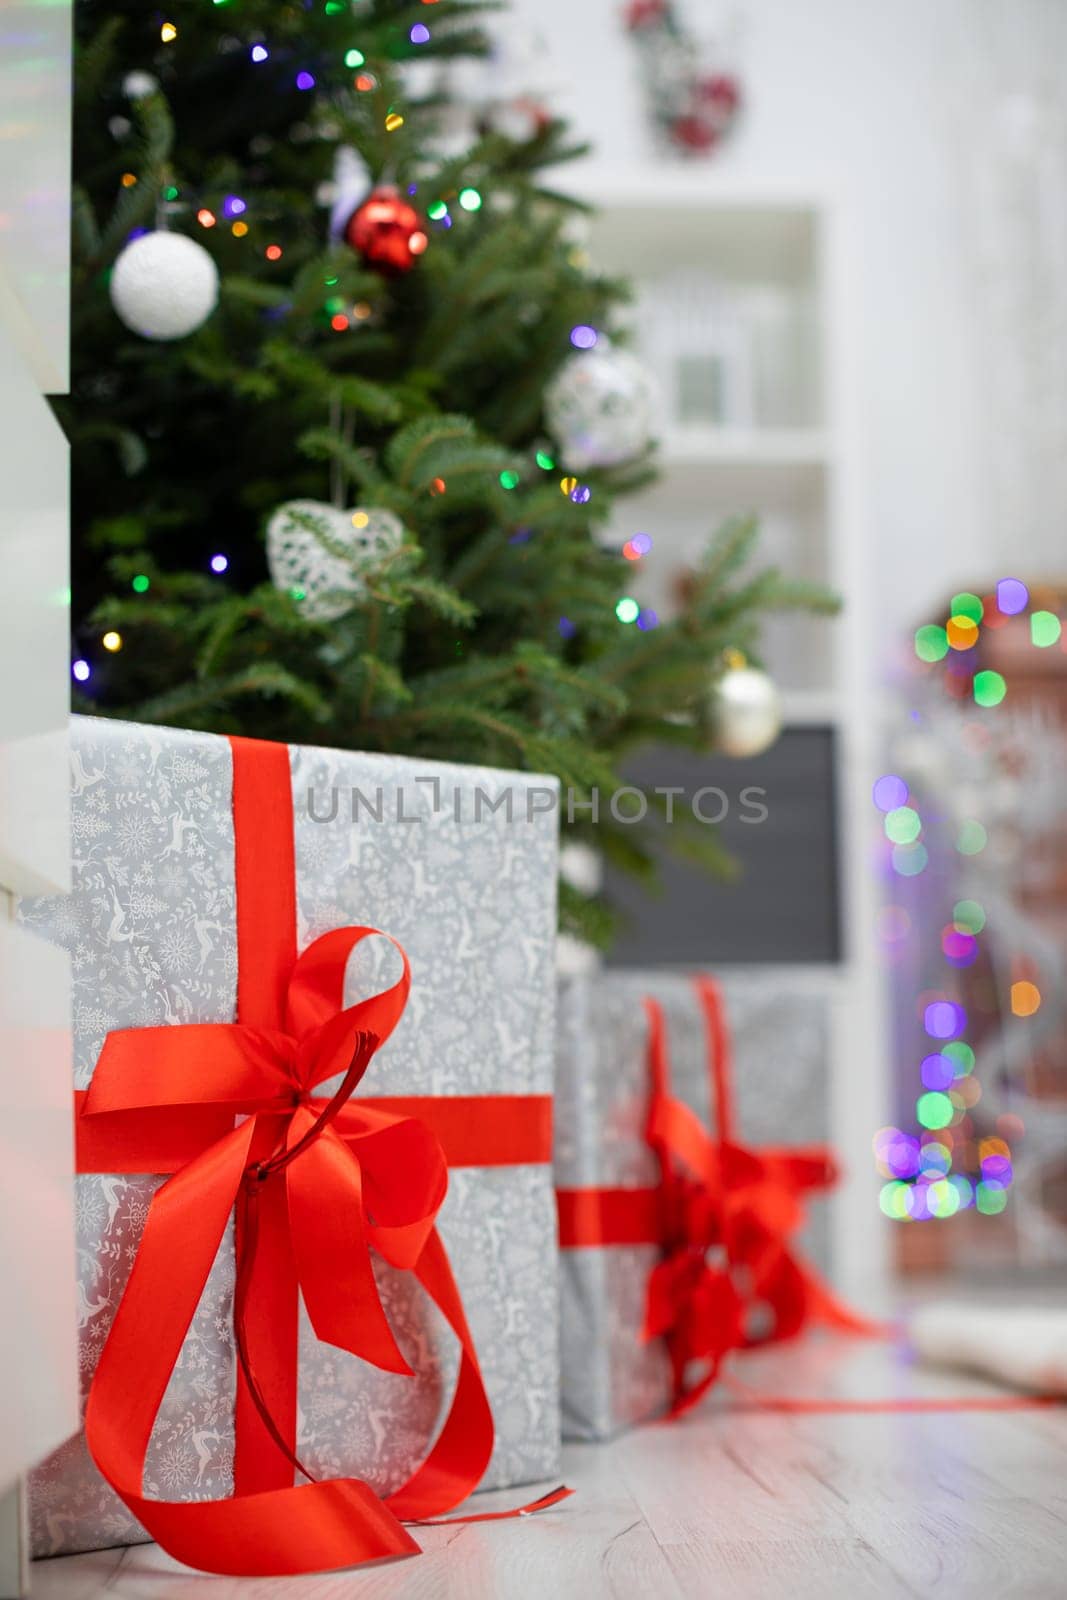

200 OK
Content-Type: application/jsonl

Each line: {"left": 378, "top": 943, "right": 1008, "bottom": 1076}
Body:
{"left": 872, "top": 577, "right": 1060, "bottom": 1223}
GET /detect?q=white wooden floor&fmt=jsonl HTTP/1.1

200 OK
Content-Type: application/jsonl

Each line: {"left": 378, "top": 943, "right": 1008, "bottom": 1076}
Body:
{"left": 28, "top": 1333, "right": 1067, "bottom": 1600}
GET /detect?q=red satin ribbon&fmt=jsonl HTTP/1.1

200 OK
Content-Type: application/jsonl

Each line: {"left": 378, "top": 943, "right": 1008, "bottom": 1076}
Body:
{"left": 76, "top": 734, "right": 556, "bottom": 1576}
{"left": 556, "top": 974, "right": 873, "bottom": 1418}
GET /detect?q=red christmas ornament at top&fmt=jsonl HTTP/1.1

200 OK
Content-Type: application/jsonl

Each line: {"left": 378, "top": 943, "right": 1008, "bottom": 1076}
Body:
{"left": 344, "top": 186, "right": 427, "bottom": 275}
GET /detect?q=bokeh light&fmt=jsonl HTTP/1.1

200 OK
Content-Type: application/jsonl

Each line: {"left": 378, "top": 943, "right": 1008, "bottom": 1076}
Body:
{"left": 973, "top": 670, "right": 1006, "bottom": 707}
{"left": 915, "top": 624, "right": 949, "bottom": 662}
{"left": 996, "top": 577, "right": 1029, "bottom": 615}
{"left": 873, "top": 774, "right": 908, "bottom": 811}
{"left": 924, "top": 1000, "right": 966, "bottom": 1039}
{"left": 1031, "top": 610, "right": 1062, "bottom": 648}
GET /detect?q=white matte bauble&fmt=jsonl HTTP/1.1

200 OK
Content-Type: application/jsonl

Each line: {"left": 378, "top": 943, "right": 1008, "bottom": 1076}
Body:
{"left": 710, "top": 665, "right": 782, "bottom": 758}
{"left": 110, "top": 231, "right": 219, "bottom": 341}
{"left": 266, "top": 500, "right": 405, "bottom": 621}
{"left": 123, "top": 70, "right": 159, "bottom": 100}
{"left": 544, "top": 345, "right": 655, "bottom": 471}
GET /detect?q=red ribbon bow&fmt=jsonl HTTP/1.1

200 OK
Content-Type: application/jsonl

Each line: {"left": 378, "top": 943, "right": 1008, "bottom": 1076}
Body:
{"left": 644, "top": 980, "right": 871, "bottom": 1413}
{"left": 557, "top": 975, "right": 868, "bottom": 1420}
{"left": 72, "top": 735, "right": 560, "bottom": 1577}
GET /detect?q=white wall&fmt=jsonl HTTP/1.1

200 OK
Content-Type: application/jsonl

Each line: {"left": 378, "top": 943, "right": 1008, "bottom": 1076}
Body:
{"left": 512, "top": 0, "right": 1064, "bottom": 655}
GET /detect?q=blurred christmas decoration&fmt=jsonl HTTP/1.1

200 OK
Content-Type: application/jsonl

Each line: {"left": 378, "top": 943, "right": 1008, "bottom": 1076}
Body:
{"left": 544, "top": 342, "right": 656, "bottom": 470}
{"left": 875, "top": 578, "right": 1067, "bottom": 1261}
{"left": 109, "top": 230, "right": 218, "bottom": 340}
{"left": 343, "top": 186, "right": 427, "bottom": 275}
{"left": 624, "top": 1, "right": 744, "bottom": 157}
{"left": 708, "top": 651, "right": 782, "bottom": 757}
{"left": 266, "top": 501, "right": 405, "bottom": 621}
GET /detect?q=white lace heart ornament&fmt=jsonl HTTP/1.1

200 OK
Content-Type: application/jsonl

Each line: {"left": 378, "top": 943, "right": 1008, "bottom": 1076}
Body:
{"left": 266, "top": 499, "right": 404, "bottom": 621}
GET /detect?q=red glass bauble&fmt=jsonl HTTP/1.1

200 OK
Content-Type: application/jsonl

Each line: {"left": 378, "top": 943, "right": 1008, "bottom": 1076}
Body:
{"left": 344, "top": 186, "right": 426, "bottom": 275}
{"left": 670, "top": 115, "right": 719, "bottom": 152}
{"left": 698, "top": 73, "right": 743, "bottom": 116}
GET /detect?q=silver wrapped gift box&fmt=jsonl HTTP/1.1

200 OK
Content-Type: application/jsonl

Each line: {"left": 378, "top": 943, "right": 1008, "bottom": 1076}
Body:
{"left": 554, "top": 969, "right": 834, "bottom": 1441}
{"left": 19, "top": 716, "right": 561, "bottom": 1558}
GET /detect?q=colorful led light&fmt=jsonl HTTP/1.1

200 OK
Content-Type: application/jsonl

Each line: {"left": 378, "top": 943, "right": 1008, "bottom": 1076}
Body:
{"left": 209, "top": 554, "right": 228, "bottom": 574}
{"left": 884, "top": 805, "right": 921, "bottom": 844}
{"left": 250, "top": 44, "right": 269, "bottom": 63}
{"left": 410, "top": 22, "right": 431, "bottom": 42}
{"left": 102, "top": 631, "right": 122, "bottom": 653}
{"left": 1031, "top": 610, "right": 1062, "bottom": 648}
{"left": 976, "top": 1180, "right": 1008, "bottom": 1215}
{"left": 942, "top": 926, "right": 977, "bottom": 966}
{"left": 560, "top": 476, "right": 578, "bottom": 496}
{"left": 72, "top": 659, "right": 90, "bottom": 682}
{"left": 536, "top": 450, "right": 555, "bottom": 470}
{"left": 197, "top": 209, "right": 216, "bottom": 228}
{"left": 892, "top": 842, "right": 928, "bottom": 876}
{"left": 916, "top": 1091, "right": 954, "bottom": 1130}
{"left": 996, "top": 576, "right": 1029, "bottom": 614}
{"left": 499, "top": 470, "right": 520, "bottom": 490}
{"left": 914, "top": 624, "right": 949, "bottom": 662}
{"left": 385, "top": 113, "right": 404, "bottom": 132}
{"left": 571, "top": 485, "right": 592, "bottom": 504}
{"left": 161, "top": 22, "right": 177, "bottom": 44}
{"left": 943, "top": 1040, "right": 975, "bottom": 1077}
{"left": 924, "top": 1000, "right": 966, "bottom": 1040}
{"left": 636, "top": 608, "right": 659, "bottom": 631}
{"left": 345, "top": 48, "right": 365, "bottom": 68}
{"left": 951, "top": 591, "right": 984, "bottom": 624}
{"left": 921, "top": 1053, "right": 956, "bottom": 1091}
{"left": 946, "top": 614, "right": 979, "bottom": 650}
{"left": 458, "top": 187, "right": 482, "bottom": 212}
{"left": 973, "top": 669, "right": 1006, "bottom": 706}
{"left": 872, "top": 774, "right": 908, "bottom": 811}
{"left": 265, "top": 244, "right": 283, "bottom": 261}
{"left": 616, "top": 597, "right": 640, "bottom": 624}
{"left": 953, "top": 899, "right": 985, "bottom": 934}
{"left": 558, "top": 616, "right": 576, "bottom": 639}
{"left": 570, "top": 325, "right": 598, "bottom": 349}
{"left": 956, "top": 819, "right": 987, "bottom": 855}
{"left": 131, "top": 574, "right": 150, "bottom": 593}
{"left": 296, "top": 71, "right": 316, "bottom": 91}
{"left": 1010, "top": 980, "right": 1041, "bottom": 1017}
{"left": 879, "top": 1181, "right": 913, "bottom": 1220}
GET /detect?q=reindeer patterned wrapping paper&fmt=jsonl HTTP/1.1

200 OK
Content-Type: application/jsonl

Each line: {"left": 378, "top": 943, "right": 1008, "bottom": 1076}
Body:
{"left": 554, "top": 970, "right": 834, "bottom": 1441}
{"left": 19, "top": 717, "right": 561, "bottom": 1557}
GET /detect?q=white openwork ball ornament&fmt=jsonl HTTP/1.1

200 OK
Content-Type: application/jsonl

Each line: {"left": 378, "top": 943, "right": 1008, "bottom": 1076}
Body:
{"left": 109, "top": 231, "right": 219, "bottom": 341}
{"left": 544, "top": 343, "right": 655, "bottom": 471}
{"left": 266, "top": 500, "right": 406, "bottom": 621}
{"left": 710, "top": 660, "right": 783, "bottom": 758}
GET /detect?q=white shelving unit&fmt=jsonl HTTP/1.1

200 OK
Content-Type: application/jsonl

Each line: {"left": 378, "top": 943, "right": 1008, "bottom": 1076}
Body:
{"left": 573, "top": 170, "right": 888, "bottom": 1302}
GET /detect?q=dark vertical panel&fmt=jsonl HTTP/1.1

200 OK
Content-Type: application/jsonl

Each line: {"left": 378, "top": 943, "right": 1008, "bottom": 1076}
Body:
{"left": 604, "top": 727, "right": 841, "bottom": 966}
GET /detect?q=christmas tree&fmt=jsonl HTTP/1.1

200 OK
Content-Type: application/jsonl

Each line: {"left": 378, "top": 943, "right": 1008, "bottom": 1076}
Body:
{"left": 64, "top": 0, "right": 836, "bottom": 945}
